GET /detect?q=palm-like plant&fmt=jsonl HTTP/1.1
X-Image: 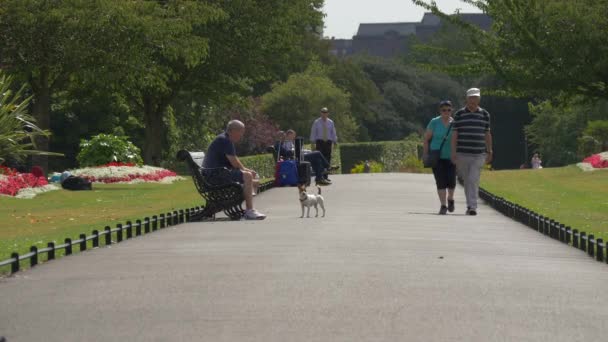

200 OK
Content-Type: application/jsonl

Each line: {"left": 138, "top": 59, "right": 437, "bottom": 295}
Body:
{"left": 0, "top": 70, "right": 61, "bottom": 165}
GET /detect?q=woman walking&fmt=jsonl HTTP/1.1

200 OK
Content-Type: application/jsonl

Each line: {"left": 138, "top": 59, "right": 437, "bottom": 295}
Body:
{"left": 423, "top": 100, "right": 456, "bottom": 215}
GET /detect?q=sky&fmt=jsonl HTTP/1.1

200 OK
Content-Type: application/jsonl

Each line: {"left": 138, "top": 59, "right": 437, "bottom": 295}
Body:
{"left": 322, "top": 0, "right": 482, "bottom": 39}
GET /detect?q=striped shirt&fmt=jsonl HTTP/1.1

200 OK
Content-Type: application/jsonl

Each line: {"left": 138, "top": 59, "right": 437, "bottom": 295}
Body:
{"left": 453, "top": 106, "right": 491, "bottom": 154}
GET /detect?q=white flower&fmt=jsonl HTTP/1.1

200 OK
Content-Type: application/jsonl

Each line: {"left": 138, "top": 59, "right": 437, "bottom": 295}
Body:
{"left": 577, "top": 162, "right": 608, "bottom": 172}
{"left": 14, "top": 184, "right": 60, "bottom": 199}
{"left": 69, "top": 165, "right": 180, "bottom": 183}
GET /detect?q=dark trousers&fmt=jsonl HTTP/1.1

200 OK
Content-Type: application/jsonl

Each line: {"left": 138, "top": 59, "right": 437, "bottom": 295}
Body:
{"left": 432, "top": 159, "right": 456, "bottom": 190}
{"left": 304, "top": 151, "right": 329, "bottom": 181}
{"left": 315, "top": 140, "right": 333, "bottom": 165}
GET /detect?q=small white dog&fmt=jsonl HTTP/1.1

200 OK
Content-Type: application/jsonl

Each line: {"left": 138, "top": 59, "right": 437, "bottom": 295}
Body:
{"left": 298, "top": 185, "right": 326, "bottom": 218}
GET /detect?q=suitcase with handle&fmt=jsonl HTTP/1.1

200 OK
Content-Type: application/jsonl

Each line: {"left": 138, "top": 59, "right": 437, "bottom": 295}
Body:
{"left": 295, "top": 137, "right": 311, "bottom": 186}
{"left": 297, "top": 161, "right": 311, "bottom": 186}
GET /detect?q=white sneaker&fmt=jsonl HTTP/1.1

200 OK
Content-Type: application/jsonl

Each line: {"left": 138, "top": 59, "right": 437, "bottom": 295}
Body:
{"left": 244, "top": 209, "right": 266, "bottom": 220}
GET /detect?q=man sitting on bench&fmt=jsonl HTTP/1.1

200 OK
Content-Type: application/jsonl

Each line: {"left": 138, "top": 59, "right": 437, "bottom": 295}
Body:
{"left": 204, "top": 120, "right": 266, "bottom": 220}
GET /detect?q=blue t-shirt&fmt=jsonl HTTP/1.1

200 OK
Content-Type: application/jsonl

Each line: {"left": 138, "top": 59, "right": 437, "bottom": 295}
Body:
{"left": 203, "top": 132, "right": 236, "bottom": 169}
{"left": 426, "top": 116, "right": 454, "bottom": 159}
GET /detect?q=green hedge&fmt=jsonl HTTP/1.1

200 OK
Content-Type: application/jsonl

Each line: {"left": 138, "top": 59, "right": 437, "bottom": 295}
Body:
{"left": 305, "top": 143, "right": 341, "bottom": 172}
{"left": 339, "top": 140, "right": 420, "bottom": 174}
{"left": 241, "top": 153, "right": 276, "bottom": 179}
{"left": 170, "top": 152, "right": 275, "bottom": 179}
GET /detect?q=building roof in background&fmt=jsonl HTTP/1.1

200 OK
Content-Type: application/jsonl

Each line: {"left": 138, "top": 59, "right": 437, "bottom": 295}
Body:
{"left": 420, "top": 13, "right": 441, "bottom": 26}
{"left": 329, "top": 12, "right": 491, "bottom": 58}
{"left": 356, "top": 12, "right": 491, "bottom": 38}
{"left": 356, "top": 22, "right": 417, "bottom": 37}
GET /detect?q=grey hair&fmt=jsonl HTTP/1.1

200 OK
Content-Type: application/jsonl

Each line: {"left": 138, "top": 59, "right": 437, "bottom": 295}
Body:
{"left": 226, "top": 120, "right": 245, "bottom": 132}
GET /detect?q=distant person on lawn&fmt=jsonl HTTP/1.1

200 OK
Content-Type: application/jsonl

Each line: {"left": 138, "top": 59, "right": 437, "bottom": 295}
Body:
{"left": 203, "top": 120, "right": 266, "bottom": 220}
{"left": 531, "top": 153, "right": 543, "bottom": 169}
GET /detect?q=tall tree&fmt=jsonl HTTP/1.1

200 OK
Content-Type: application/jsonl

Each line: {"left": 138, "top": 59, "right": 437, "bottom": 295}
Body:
{"left": 122, "top": 0, "right": 325, "bottom": 164}
{"left": 412, "top": 0, "right": 608, "bottom": 99}
{"left": 352, "top": 56, "right": 463, "bottom": 140}
{"left": 116, "top": 1, "right": 224, "bottom": 165}
{"left": 326, "top": 59, "right": 382, "bottom": 141}
{"left": 0, "top": 0, "right": 144, "bottom": 171}
{"left": 262, "top": 71, "right": 359, "bottom": 143}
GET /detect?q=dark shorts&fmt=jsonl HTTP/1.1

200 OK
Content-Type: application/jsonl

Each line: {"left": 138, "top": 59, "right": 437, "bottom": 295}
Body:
{"left": 432, "top": 159, "right": 456, "bottom": 190}
{"left": 230, "top": 168, "right": 244, "bottom": 183}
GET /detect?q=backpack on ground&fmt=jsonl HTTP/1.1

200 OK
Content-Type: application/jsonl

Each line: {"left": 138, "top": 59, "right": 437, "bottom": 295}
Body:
{"left": 61, "top": 176, "right": 93, "bottom": 191}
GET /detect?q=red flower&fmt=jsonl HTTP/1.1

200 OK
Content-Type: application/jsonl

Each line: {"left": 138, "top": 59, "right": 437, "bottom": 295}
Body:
{"left": 0, "top": 171, "right": 49, "bottom": 196}
{"left": 583, "top": 154, "right": 608, "bottom": 169}
{"left": 0, "top": 165, "right": 18, "bottom": 176}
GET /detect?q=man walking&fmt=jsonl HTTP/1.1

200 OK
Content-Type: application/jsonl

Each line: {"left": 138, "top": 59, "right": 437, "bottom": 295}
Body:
{"left": 204, "top": 120, "right": 266, "bottom": 220}
{"left": 451, "top": 88, "right": 493, "bottom": 216}
{"left": 310, "top": 107, "right": 337, "bottom": 181}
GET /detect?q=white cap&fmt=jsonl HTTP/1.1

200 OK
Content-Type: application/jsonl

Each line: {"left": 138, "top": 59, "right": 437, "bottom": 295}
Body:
{"left": 320, "top": 107, "right": 329, "bottom": 113}
{"left": 466, "top": 88, "right": 481, "bottom": 97}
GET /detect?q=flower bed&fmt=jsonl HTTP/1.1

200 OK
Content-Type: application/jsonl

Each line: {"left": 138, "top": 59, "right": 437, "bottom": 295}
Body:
{"left": 0, "top": 166, "right": 58, "bottom": 198}
{"left": 70, "top": 162, "right": 183, "bottom": 184}
{"left": 577, "top": 152, "right": 608, "bottom": 171}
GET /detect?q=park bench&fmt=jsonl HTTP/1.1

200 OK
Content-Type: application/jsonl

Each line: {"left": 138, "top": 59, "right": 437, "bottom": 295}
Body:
{"left": 176, "top": 150, "right": 245, "bottom": 221}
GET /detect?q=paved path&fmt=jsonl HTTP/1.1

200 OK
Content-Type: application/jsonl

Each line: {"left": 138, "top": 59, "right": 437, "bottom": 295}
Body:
{"left": 1, "top": 174, "right": 608, "bottom": 341}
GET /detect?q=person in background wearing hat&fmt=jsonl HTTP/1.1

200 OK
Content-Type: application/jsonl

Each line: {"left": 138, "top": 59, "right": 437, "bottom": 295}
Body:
{"left": 310, "top": 107, "right": 337, "bottom": 182}
{"left": 423, "top": 100, "right": 456, "bottom": 215}
{"left": 451, "top": 88, "right": 493, "bottom": 216}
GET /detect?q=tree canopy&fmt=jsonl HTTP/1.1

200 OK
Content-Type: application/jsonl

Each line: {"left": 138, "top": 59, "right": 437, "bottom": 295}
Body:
{"left": 0, "top": 0, "right": 326, "bottom": 168}
{"left": 412, "top": 0, "right": 608, "bottom": 100}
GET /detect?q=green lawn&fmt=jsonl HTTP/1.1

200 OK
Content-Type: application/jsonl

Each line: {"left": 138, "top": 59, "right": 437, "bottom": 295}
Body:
{"left": 0, "top": 179, "right": 202, "bottom": 268}
{"left": 481, "top": 166, "right": 608, "bottom": 240}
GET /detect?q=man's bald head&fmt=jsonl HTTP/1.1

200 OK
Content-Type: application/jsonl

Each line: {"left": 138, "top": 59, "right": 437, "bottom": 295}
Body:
{"left": 226, "top": 120, "right": 245, "bottom": 142}
{"left": 227, "top": 120, "right": 245, "bottom": 132}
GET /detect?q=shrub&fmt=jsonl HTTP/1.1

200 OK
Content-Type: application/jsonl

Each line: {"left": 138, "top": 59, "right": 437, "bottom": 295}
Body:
{"left": 526, "top": 97, "right": 607, "bottom": 166}
{"left": 339, "top": 140, "right": 420, "bottom": 173}
{"left": 229, "top": 98, "right": 280, "bottom": 156}
{"left": 350, "top": 160, "right": 384, "bottom": 173}
{"left": 0, "top": 71, "right": 61, "bottom": 165}
{"left": 578, "top": 120, "right": 608, "bottom": 157}
{"left": 77, "top": 134, "right": 143, "bottom": 167}
{"left": 240, "top": 153, "right": 275, "bottom": 179}
{"left": 399, "top": 155, "right": 426, "bottom": 173}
